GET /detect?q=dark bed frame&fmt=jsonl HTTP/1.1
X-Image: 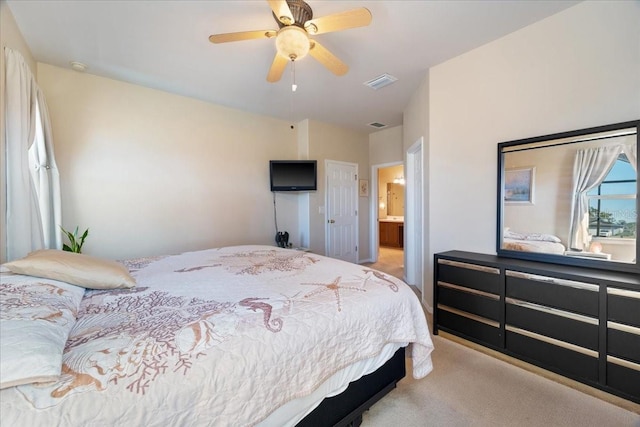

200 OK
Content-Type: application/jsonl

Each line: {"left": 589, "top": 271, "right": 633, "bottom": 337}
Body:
{"left": 296, "top": 346, "right": 406, "bottom": 427}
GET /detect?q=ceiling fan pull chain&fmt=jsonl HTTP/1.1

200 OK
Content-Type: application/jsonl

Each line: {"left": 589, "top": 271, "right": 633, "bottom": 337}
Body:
{"left": 290, "top": 59, "right": 296, "bottom": 129}
{"left": 291, "top": 59, "right": 297, "bottom": 92}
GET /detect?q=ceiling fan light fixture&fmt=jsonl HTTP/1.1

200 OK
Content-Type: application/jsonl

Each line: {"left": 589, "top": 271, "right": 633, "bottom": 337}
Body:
{"left": 304, "top": 22, "right": 318, "bottom": 34}
{"left": 276, "top": 26, "right": 310, "bottom": 60}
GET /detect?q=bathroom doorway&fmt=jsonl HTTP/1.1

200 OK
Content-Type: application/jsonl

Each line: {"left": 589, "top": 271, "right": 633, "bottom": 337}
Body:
{"left": 372, "top": 163, "right": 405, "bottom": 279}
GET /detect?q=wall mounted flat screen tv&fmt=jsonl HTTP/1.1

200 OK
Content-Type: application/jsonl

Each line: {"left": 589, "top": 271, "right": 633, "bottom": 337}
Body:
{"left": 270, "top": 160, "right": 317, "bottom": 192}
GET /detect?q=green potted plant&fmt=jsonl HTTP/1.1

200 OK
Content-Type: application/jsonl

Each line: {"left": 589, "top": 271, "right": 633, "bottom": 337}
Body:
{"left": 60, "top": 226, "right": 89, "bottom": 253}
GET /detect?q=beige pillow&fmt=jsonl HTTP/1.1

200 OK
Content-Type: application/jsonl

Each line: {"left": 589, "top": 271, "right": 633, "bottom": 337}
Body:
{"left": 4, "top": 249, "right": 135, "bottom": 289}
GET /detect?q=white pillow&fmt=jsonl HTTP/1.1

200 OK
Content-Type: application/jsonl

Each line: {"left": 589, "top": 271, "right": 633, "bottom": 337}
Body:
{"left": 4, "top": 250, "right": 135, "bottom": 289}
{"left": 524, "top": 233, "right": 562, "bottom": 243}
{"left": 0, "top": 273, "right": 85, "bottom": 389}
{"left": 503, "top": 230, "right": 561, "bottom": 243}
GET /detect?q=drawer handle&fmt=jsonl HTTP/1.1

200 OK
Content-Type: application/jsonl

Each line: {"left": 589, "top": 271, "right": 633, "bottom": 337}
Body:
{"left": 506, "top": 298, "right": 598, "bottom": 325}
{"left": 438, "top": 259, "right": 500, "bottom": 275}
{"left": 506, "top": 270, "right": 599, "bottom": 292}
{"left": 505, "top": 325, "right": 598, "bottom": 358}
{"left": 438, "top": 281, "right": 500, "bottom": 300}
{"left": 608, "top": 321, "right": 640, "bottom": 336}
{"left": 437, "top": 304, "right": 500, "bottom": 328}
{"left": 607, "top": 288, "right": 640, "bottom": 300}
{"left": 607, "top": 355, "right": 640, "bottom": 372}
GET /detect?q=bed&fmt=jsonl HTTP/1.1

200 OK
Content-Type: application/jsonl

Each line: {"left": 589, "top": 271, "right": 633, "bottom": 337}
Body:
{"left": 502, "top": 230, "right": 566, "bottom": 255}
{"left": 0, "top": 245, "right": 434, "bottom": 426}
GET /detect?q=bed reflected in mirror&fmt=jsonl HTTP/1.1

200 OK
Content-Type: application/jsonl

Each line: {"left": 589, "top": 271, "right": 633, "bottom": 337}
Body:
{"left": 497, "top": 120, "right": 639, "bottom": 274}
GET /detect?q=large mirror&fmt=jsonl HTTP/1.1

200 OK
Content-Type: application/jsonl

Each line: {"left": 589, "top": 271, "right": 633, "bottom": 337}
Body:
{"left": 378, "top": 164, "right": 405, "bottom": 220}
{"left": 387, "top": 183, "right": 405, "bottom": 217}
{"left": 497, "top": 120, "right": 639, "bottom": 274}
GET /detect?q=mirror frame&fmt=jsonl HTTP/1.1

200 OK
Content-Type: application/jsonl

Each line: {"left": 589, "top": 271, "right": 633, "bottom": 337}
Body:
{"left": 497, "top": 120, "right": 640, "bottom": 274}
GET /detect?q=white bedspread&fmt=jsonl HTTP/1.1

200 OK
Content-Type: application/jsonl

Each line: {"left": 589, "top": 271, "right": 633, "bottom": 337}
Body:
{"left": 0, "top": 245, "right": 433, "bottom": 427}
{"left": 502, "top": 238, "right": 566, "bottom": 254}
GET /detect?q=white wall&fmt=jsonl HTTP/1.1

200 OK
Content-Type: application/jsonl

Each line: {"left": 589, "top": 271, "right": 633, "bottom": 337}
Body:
{"left": 407, "top": 0, "right": 640, "bottom": 307}
{"left": 37, "top": 63, "right": 299, "bottom": 260}
{"left": 0, "top": 0, "right": 37, "bottom": 262}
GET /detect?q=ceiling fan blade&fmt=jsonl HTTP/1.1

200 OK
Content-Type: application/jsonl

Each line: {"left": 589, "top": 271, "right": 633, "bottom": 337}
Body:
{"left": 309, "top": 40, "right": 348, "bottom": 76}
{"left": 304, "top": 8, "right": 372, "bottom": 35}
{"left": 209, "top": 30, "right": 276, "bottom": 44}
{"left": 267, "top": 53, "right": 289, "bottom": 82}
{"left": 268, "top": 0, "right": 294, "bottom": 26}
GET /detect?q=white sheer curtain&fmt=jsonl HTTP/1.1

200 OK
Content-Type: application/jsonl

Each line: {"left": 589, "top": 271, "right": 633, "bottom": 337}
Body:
{"left": 568, "top": 145, "right": 623, "bottom": 250}
{"left": 31, "top": 90, "right": 62, "bottom": 250}
{"left": 4, "top": 47, "right": 61, "bottom": 261}
{"left": 623, "top": 142, "right": 637, "bottom": 172}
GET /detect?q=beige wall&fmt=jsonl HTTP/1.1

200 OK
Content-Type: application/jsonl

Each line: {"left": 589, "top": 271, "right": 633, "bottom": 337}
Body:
{"left": 31, "top": 63, "right": 371, "bottom": 261}
{"left": 402, "top": 73, "right": 430, "bottom": 295}
{"left": 0, "top": 0, "right": 37, "bottom": 262}
{"left": 368, "top": 125, "right": 403, "bottom": 260}
{"left": 503, "top": 145, "right": 573, "bottom": 241}
{"left": 405, "top": 0, "right": 640, "bottom": 308}
{"left": 369, "top": 126, "right": 402, "bottom": 166}
{"left": 37, "top": 63, "right": 299, "bottom": 260}
{"left": 307, "top": 120, "right": 370, "bottom": 260}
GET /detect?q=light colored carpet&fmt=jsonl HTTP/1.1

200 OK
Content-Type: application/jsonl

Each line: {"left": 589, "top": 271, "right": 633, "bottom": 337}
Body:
{"left": 365, "top": 247, "right": 404, "bottom": 280}
{"left": 362, "top": 335, "right": 640, "bottom": 426}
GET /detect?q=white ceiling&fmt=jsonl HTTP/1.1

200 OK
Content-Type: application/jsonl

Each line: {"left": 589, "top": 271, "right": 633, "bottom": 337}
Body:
{"left": 7, "top": 0, "right": 580, "bottom": 133}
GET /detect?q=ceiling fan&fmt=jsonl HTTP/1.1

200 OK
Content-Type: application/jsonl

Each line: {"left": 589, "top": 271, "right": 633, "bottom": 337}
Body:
{"left": 208, "top": 0, "right": 372, "bottom": 82}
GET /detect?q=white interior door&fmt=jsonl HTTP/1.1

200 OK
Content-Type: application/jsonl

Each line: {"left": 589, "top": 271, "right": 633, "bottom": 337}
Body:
{"left": 326, "top": 160, "right": 358, "bottom": 263}
{"left": 406, "top": 138, "right": 423, "bottom": 294}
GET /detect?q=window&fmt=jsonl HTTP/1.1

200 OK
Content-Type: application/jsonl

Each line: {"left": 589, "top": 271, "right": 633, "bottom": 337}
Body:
{"left": 587, "top": 153, "right": 637, "bottom": 238}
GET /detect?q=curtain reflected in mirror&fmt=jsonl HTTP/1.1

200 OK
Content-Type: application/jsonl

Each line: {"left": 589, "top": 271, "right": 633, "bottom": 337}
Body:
{"left": 497, "top": 120, "right": 639, "bottom": 274}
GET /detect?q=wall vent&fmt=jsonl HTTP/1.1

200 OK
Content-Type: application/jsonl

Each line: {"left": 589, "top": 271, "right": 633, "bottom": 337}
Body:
{"left": 368, "top": 122, "right": 387, "bottom": 129}
{"left": 364, "top": 73, "right": 398, "bottom": 90}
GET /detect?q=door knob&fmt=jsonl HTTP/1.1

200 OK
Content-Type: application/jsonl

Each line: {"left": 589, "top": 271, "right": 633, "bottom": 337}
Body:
{"left": 328, "top": 219, "right": 335, "bottom": 223}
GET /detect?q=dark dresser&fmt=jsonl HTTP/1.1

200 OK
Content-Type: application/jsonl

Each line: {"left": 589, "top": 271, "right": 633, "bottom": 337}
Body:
{"left": 434, "top": 250, "right": 640, "bottom": 404}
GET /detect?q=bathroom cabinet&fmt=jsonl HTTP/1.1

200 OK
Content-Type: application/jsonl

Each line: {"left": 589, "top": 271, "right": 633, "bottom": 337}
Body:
{"left": 379, "top": 221, "right": 403, "bottom": 248}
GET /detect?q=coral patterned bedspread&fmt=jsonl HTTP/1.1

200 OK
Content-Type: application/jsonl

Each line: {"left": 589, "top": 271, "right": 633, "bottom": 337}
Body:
{"left": 0, "top": 245, "right": 434, "bottom": 426}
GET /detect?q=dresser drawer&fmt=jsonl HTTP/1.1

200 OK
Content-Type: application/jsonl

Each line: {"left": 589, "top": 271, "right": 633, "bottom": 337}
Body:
{"left": 437, "top": 259, "right": 500, "bottom": 295}
{"left": 437, "top": 305, "right": 501, "bottom": 349}
{"left": 437, "top": 282, "right": 500, "bottom": 321}
{"left": 608, "top": 288, "right": 640, "bottom": 327}
{"left": 506, "top": 299, "right": 598, "bottom": 351}
{"left": 607, "top": 358, "right": 640, "bottom": 402}
{"left": 607, "top": 322, "right": 640, "bottom": 364}
{"left": 505, "top": 271, "right": 599, "bottom": 317}
{"left": 506, "top": 328, "right": 599, "bottom": 382}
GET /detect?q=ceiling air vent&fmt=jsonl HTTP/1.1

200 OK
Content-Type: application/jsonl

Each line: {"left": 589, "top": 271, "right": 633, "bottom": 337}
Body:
{"left": 368, "top": 122, "right": 387, "bottom": 129}
{"left": 364, "top": 73, "right": 398, "bottom": 90}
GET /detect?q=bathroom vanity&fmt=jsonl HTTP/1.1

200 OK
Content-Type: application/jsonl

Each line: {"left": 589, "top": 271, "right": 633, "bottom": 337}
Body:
{"left": 379, "top": 217, "right": 404, "bottom": 248}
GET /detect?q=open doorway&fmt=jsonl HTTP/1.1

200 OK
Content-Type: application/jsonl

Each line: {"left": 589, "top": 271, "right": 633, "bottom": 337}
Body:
{"left": 370, "top": 163, "right": 405, "bottom": 279}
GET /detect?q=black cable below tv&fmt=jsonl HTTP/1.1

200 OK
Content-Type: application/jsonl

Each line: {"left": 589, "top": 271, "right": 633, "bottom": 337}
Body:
{"left": 270, "top": 160, "right": 317, "bottom": 192}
